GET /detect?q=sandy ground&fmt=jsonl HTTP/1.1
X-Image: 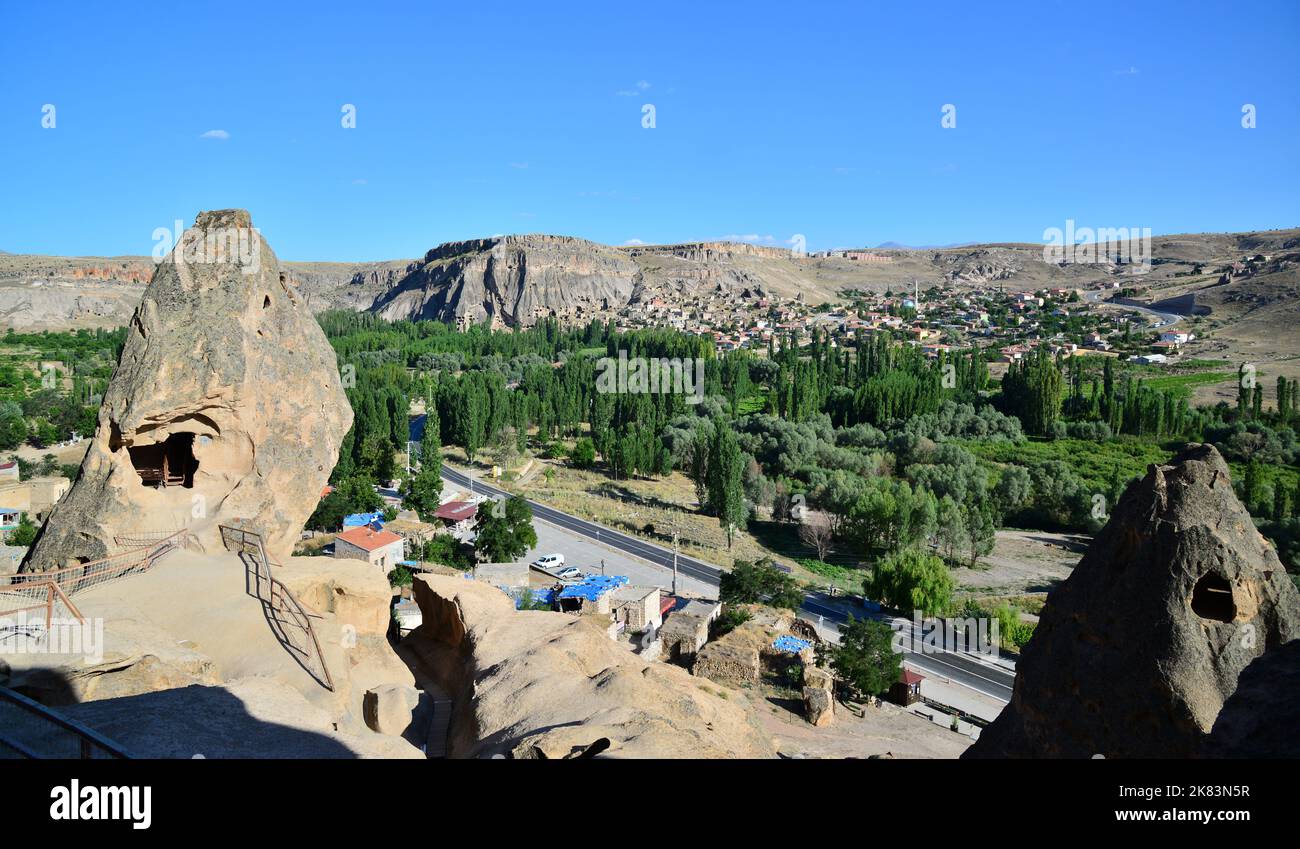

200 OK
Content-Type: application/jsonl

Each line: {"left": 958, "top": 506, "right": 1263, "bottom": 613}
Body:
{"left": 759, "top": 693, "right": 971, "bottom": 759}
{"left": 5, "top": 437, "right": 91, "bottom": 465}
{"left": 70, "top": 550, "right": 321, "bottom": 686}
{"left": 950, "top": 529, "right": 1086, "bottom": 596}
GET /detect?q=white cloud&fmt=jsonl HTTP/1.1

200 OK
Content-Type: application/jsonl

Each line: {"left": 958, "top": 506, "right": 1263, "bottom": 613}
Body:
{"left": 721, "top": 233, "right": 777, "bottom": 245}
{"left": 622, "top": 238, "right": 646, "bottom": 246}
{"left": 199, "top": 129, "right": 230, "bottom": 140}
{"left": 616, "top": 80, "right": 652, "bottom": 96}
{"left": 1114, "top": 65, "right": 1139, "bottom": 76}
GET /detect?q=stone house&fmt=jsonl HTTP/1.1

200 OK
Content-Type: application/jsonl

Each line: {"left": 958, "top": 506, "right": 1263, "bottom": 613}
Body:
{"left": 610, "top": 585, "right": 662, "bottom": 633}
{"left": 334, "top": 526, "right": 406, "bottom": 572}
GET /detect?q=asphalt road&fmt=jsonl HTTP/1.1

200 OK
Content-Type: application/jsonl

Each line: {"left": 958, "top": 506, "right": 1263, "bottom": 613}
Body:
{"left": 1083, "top": 287, "right": 1182, "bottom": 329}
{"left": 440, "top": 463, "right": 1015, "bottom": 702}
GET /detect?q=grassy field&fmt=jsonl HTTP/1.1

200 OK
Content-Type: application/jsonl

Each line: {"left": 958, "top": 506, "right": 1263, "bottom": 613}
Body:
{"left": 963, "top": 435, "right": 1300, "bottom": 502}
{"left": 962, "top": 436, "right": 1171, "bottom": 491}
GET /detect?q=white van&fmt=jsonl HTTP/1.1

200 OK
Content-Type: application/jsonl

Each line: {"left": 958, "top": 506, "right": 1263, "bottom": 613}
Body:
{"left": 531, "top": 553, "right": 566, "bottom": 571}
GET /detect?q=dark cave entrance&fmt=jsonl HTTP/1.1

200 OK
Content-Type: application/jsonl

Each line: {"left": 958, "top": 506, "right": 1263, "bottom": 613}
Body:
{"left": 127, "top": 432, "right": 199, "bottom": 489}
{"left": 1191, "top": 573, "right": 1235, "bottom": 623}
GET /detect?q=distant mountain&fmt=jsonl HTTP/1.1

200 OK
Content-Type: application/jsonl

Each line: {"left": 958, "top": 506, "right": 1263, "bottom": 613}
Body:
{"left": 874, "top": 240, "right": 977, "bottom": 250}
{"left": 1, "top": 226, "right": 1297, "bottom": 331}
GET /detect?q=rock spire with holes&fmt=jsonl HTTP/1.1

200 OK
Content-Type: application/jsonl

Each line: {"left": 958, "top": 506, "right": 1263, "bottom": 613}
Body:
{"left": 964, "top": 443, "right": 1300, "bottom": 758}
{"left": 23, "top": 210, "right": 352, "bottom": 571}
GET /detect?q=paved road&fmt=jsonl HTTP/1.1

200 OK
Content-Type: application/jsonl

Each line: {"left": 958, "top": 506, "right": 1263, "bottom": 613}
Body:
{"left": 1084, "top": 287, "right": 1182, "bottom": 329}
{"left": 440, "top": 463, "right": 1015, "bottom": 702}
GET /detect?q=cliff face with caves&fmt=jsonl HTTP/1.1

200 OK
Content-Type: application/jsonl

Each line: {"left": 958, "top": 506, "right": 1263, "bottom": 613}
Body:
{"left": 24, "top": 209, "right": 352, "bottom": 570}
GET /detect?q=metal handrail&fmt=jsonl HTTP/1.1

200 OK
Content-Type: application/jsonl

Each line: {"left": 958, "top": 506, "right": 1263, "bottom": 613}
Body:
{"left": 1, "top": 530, "right": 185, "bottom": 594}
{"left": 0, "top": 686, "right": 131, "bottom": 759}
{"left": 218, "top": 524, "right": 334, "bottom": 692}
{"left": 1, "top": 531, "right": 182, "bottom": 629}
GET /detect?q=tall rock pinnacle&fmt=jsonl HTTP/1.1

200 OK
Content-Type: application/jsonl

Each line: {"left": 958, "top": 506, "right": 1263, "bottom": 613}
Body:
{"left": 965, "top": 443, "right": 1300, "bottom": 758}
{"left": 24, "top": 210, "right": 352, "bottom": 570}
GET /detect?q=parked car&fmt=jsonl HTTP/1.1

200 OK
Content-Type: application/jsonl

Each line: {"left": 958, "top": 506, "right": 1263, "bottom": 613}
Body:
{"left": 555, "top": 566, "right": 585, "bottom": 582}
{"left": 532, "top": 553, "right": 565, "bottom": 570}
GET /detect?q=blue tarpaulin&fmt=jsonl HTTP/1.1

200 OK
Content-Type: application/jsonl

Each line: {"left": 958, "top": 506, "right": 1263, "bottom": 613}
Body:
{"left": 343, "top": 512, "right": 384, "bottom": 530}
{"left": 772, "top": 635, "right": 812, "bottom": 654}
{"left": 557, "top": 574, "right": 629, "bottom": 602}
{"left": 513, "top": 587, "right": 557, "bottom": 608}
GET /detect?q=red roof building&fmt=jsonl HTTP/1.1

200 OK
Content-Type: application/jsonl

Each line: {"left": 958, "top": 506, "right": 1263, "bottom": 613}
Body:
{"left": 333, "top": 525, "right": 406, "bottom": 571}
{"left": 433, "top": 501, "right": 478, "bottom": 523}
{"left": 336, "top": 526, "right": 403, "bottom": 552}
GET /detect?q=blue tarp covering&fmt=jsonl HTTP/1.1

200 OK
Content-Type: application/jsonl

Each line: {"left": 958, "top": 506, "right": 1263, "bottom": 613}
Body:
{"left": 512, "top": 586, "right": 557, "bottom": 608}
{"left": 772, "top": 635, "right": 812, "bottom": 654}
{"left": 343, "top": 512, "right": 385, "bottom": 529}
{"left": 557, "top": 574, "right": 629, "bottom": 602}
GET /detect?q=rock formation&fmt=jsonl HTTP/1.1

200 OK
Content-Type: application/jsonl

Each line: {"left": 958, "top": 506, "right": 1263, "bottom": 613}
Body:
{"left": 1201, "top": 639, "right": 1300, "bottom": 758}
{"left": 803, "top": 666, "right": 835, "bottom": 727}
{"left": 966, "top": 444, "right": 1300, "bottom": 758}
{"left": 9, "top": 227, "right": 1300, "bottom": 332}
{"left": 23, "top": 209, "right": 351, "bottom": 570}
{"left": 3, "top": 549, "right": 424, "bottom": 758}
{"left": 401, "top": 574, "right": 777, "bottom": 758}
{"left": 370, "top": 235, "right": 641, "bottom": 328}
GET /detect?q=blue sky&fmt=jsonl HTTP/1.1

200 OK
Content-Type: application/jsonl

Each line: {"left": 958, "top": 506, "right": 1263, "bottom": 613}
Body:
{"left": 2, "top": 0, "right": 1297, "bottom": 261}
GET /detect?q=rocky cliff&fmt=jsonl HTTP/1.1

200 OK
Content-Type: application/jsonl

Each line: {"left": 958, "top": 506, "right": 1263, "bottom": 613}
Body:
{"left": 371, "top": 235, "right": 641, "bottom": 327}
{"left": 6, "top": 227, "right": 1299, "bottom": 331}
{"left": 401, "top": 574, "right": 777, "bottom": 758}
{"left": 23, "top": 209, "right": 352, "bottom": 570}
{"left": 965, "top": 443, "right": 1300, "bottom": 758}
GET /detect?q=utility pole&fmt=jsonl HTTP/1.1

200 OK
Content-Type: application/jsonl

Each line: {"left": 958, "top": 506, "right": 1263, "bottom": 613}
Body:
{"left": 671, "top": 531, "right": 679, "bottom": 596}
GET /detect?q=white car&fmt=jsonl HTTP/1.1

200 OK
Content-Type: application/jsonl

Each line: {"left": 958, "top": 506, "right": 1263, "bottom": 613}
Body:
{"left": 532, "top": 553, "right": 565, "bottom": 571}
{"left": 554, "top": 567, "right": 585, "bottom": 582}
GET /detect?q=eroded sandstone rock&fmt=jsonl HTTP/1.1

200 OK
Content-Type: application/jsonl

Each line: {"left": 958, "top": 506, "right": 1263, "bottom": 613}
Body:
{"left": 965, "top": 444, "right": 1300, "bottom": 758}
{"left": 804, "top": 687, "right": 834, "bottom": 727}
{"left": 403, "top": 574, "right": 777, "bottom": 758}
{"left": 23, "top": 209, "right": 351, "bottom": 570}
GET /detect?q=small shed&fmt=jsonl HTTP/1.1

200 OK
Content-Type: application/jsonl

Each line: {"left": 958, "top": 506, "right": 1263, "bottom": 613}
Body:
{"left": 889, "top": 668, "right": 924, "bottom": 706}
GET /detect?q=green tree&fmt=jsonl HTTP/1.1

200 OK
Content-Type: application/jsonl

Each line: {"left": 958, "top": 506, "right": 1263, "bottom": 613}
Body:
{"left": 934, "top": 495, "right": 966, "bottom": 565}
{"left": 473, "top": 495, "right": 538, "bottom": 563}
{"left": 568, "top": 436, "right": 596, "bottom": 469}
{"left": 685, "top": 420, "right": 712, "bottom": 510}
{"left": 719, "top": 558, "right": 804, "bottom": 610}
{"left": 1000, "top": 347, "right": 1063, "bottom": 436}
{"left": 0, "top": 401, "right": 27, "bottom": 451}
{"left": 7, "top": 512, "right": 37, "bottom": 546}
{"left": 865, "top": 548, "right": 953, "bottom": 615}
{"left": 706, "top": 422, "right": 748, "bottom": 548}
{"left": 819, "top": 616, "right": 901, "bottom": 701}
{"left": 400, "top": 462, "right": 443, "bottom": 521}
{"left": 1242, "top": 459, "right": 1265, "bottom": 514}
{"left": 961, "top": 501, "right": 997, "bottom": 568}
{"left": 308, "top": 475, "right": 382, "bottom": 531}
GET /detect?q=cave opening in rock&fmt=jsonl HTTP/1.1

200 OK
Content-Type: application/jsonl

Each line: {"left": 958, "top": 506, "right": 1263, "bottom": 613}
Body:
{"left": 1191, "top": 573, "right": 1235, "bottom": 622}
{"left": 127, "top": 432, "right": 199, "bottom": 489}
